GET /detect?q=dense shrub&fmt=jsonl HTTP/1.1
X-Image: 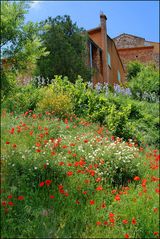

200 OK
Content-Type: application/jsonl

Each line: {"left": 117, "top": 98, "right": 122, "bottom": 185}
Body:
{"left": 127, "top": 62, "right": 159, "bottom": 102}
{"left": 2, "top": 74, "right": 159, "bottom": 146}
{"left": 126, "top": 61, "right": 143, "bottom": 81}
{"left": 1, "top": 70, "right": 17, "bottom": 99}
{"left": 36, "top": 86, "right": 73, "bottom": 117}
{"left": 2, "top": 84, "right": 40, "bottom": 113}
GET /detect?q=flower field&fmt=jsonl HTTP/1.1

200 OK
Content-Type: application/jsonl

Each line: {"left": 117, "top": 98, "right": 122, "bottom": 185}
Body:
{"left": 1, "top": 110, "right": 159, "bottom": 238}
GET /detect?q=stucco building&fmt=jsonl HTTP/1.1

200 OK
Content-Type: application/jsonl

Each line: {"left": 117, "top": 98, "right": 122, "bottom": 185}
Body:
{"left": 87, "top": 14, "right": 125, "bottom": 85}
{"left": 113, "top": 33, "right": 159, "bottom": 70}
{"left": 87, "top": 14, "right": 159, "bottom": 85}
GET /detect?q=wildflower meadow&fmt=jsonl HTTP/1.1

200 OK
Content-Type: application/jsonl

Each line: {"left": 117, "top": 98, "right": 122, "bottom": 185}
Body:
{"left": 1, "top": 107, "right": 159, "bottom": 238}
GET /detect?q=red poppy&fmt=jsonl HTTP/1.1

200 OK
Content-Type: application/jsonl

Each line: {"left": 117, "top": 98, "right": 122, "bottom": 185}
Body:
{"left": 82, "top": 191, "right": 87, "bottom": 195}
{"left": 90, "top": 200, "right": 95, "bottom": 205}
{"left": 109, "top": 212, "right": 114, "bottom": 218}
{"left": 9, "top": 128, "right": 15, "bottom": 134}
{"left": 109, "top": 218, "right": 115, "bottom": 224}
{"left": 155, "top": 188, "right": 160, "bottom": 194}
{"left": 124, "top": 234, "right": 129, "bottom": 239}
{"left": 96, "top": 177, "right": 101, "bottom": 182}
{"left": 88, "top": 170, "right": 95, "bottom": 176}
{"left": 101, "top": 202, "right": 106, "bottom": 208}
{"left": 64, "top": 118, "right": 68, "bottom": 124}
{"left": 84, "top": 139, "right": 88, "bottom": 143}
{"left": 114, "top": 194, "right": 121, "bottom": 201}
{"left": 111, "top": 189, "right": 117, "bottom": 194}
{"left": 153, "top": 208, "right": 158, "bottom": 213}
{"left": 67, "top": 171, "right": 73, "bottom": 176}
{"left": 45, "top": 180, "right": 52, "bottom": 186}
{"left": 122, "top": 219, "right": 128, "bottom": 224}
{"left": 12, "top": 144, "right": 17, "bottom": 148}
{"left": 6, "top": 141, "right": 10, "bottom": 145}
{"left": 36, "top": 149, "right": 41, "bottom": 153}
{"left": 50, "top": 195, "right": 55, "bottom": 199}
{"left": 134, "top": 176, "right": 140, "bottom": 181}
{"left": 18, "top": 196, "right": 24, "bottom": 200}
{"left": 96, "top": 186, "right": 103, "bottom": 191}
{"left": 39, "top": 182, "right": 45, "bottom": 187}
{"left": 36, "top": 142, "right": 41, "bottom": 147}
{"left": 84, "top": 179, "right": 90, "bottom": 184}
{"left": 142, "top": 179, "right": 147, "bottom": 187}
{"left": 8, "top": 201, "right": 14, "bottom": 206}
{"left": 64, "top": 192, "right": 69, "bottom": 197}
{"left": 67, "top": 163, "right": 72, "bottom": 166}
{"left": 151, "top": 176, "right": 159, "bottom": 182}
{"left": 58, "top": 185, "right": 63, "bottom": 190}
{"left": 51, "top": 151, "right": 56, "bottom": 156}
{"left": 153, "top": 232, "right": 159, "bottom": 236}
{"left": 7, "top": 195, "right": 12, "bottom": 199}
{"left": 2, "top": 201, "right": 7, "bottom": 206}
{"left": 76, "top": 200, "right": 80, "bottom": 204}
{"left": 132, "top": 218, "right": 136, "bottom": 225}
{"left": 96, "top": 221, "right": 101, "bottom": 225}
{"left": 104, "top": 221, "right": 108, "bottom": 225}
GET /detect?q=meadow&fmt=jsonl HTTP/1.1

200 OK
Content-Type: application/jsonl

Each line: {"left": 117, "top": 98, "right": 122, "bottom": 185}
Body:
{"left": 1, "top": 109, "right": 159, "bottom": 238}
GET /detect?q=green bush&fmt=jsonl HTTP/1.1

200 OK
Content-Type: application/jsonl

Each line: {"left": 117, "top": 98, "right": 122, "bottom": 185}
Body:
{"left": 105, "top": 103, "right": 135, "bottom": 140}
{"left": 1, "top": 70, "right": 17, "bottom": 99}
{"left": 126, "top": 61, "right": 143, "bottom": 81}
{"left": 2, "top": 84, "right": 40, "bottom": 113}
{"left": 36, "top": 86, "right": 73, "bottom": 116}
{"left": 127, "top": 63, "right": 159, "bottom": 102}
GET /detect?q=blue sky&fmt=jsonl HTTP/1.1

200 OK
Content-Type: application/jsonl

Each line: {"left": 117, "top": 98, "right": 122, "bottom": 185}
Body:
{"left": 25, "top": 1, "right": 159, "bottom": 42}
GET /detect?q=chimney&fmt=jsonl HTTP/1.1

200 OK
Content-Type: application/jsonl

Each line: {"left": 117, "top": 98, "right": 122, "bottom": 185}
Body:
{"left": 100, "top": 13, "right": 108, "bottom": 83}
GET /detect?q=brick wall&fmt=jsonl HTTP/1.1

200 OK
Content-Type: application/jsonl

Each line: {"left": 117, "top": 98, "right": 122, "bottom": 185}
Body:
{"left": 117, "top": 46, "right": 154, "bottom": 70}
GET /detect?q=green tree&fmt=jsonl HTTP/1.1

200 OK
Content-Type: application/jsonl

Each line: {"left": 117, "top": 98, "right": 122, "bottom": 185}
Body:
{"left": 1, "top": 1, "right": 48, "bottom": 95}
{"left": 36, "top": 15, "right": 91, "bottom": 83}
{"left": 126, "top": 61, "right": 143, "bottom": 81}
{"left": 127, "top": 63, "right": 159, "bottom": 101}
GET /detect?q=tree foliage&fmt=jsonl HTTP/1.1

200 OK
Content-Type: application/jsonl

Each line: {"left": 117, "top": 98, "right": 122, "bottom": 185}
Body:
{"left": 1, "top": 0, "right": 48, "bottom": 95}
{"left": 36, "top": 15, "right": 91, "bottom": 82}
{"left": 127, "top": 61, "right": 159, "bottom": 101}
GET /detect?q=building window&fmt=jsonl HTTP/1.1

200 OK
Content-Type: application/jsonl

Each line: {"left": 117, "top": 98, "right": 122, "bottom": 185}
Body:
{"left": 107, "top": 52, "right": 111, "bottom": 67}
{"left": 117, "top": 70, "right": 121, "bottom": 82}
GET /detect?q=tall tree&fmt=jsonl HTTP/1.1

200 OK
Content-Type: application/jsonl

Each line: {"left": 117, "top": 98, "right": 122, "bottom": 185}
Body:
{"left": 1, "top": 0, "right": 49, "bottom": 93}
{"left": 36, "top": 15, "right": 91, "bottom": 82}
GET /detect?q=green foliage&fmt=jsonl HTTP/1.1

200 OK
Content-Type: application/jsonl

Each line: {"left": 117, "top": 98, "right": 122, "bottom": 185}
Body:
{"left": 2, "top": 74, "right": 159, "bottom": 146}
{"left": 1, "top": 112, "right": 159, "bottom": 238}
{"left": 127, "top": 62, "right": 159, "bottom": 102}
{"left": 88, "top": 93, "right": 109, "bottom": 124}
{"left": 1, "top": 1, "right": 49, "bottom": 96}
{"left": 2, "top": 84, "right": 40, "bottom": 113}
{"left": 1, "top": 71, "right": 17, "bottom": 98}
{"left": 36, "top": 15, "right": 91, "bottom": 82}
{"left": 105, "top": 104, "right": 133, "bottom": 140}
{"left": 126, "top": 61, "right": 143, "bottom": 81}
{"left": 1, "top": 1, "right": 29, "bottom": 47}
{"left": 36, "top": 87, "right": 73, "bottom": 117}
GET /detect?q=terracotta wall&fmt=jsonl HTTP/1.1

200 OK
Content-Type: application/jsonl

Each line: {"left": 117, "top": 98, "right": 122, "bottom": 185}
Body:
{"left": 88, "top": 30, "right": 125, "bottom": 85}
{"left": 117, "top": 46, "right": 154, "bottom": 69}
{"left": 107, "top": 37, "right": 126, "bottom": 85}
{"left": 88, "top": 28, "right": 102, "bottom": 49}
